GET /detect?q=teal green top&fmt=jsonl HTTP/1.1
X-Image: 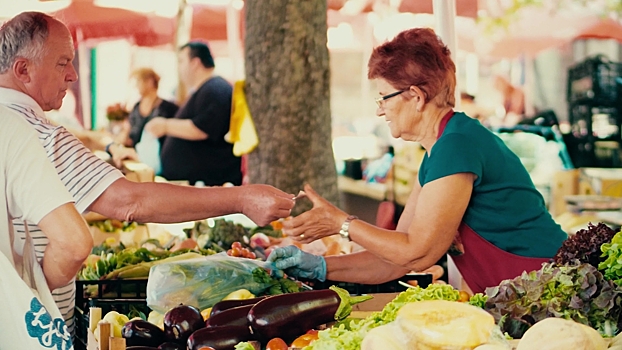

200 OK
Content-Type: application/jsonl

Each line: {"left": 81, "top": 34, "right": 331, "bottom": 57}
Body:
{"left": 418, "top": 112, "right": 566, "bottom": 258}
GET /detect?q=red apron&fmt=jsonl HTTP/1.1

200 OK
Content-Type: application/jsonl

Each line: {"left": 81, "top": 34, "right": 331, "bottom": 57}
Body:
{"left": 436, "top": 111, "right": 549, "bottom": 294}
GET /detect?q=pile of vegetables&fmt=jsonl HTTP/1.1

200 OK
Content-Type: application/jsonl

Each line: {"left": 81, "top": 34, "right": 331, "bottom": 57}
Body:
{"left": 187, "top": 219, "right": 254, "bottom": 251}
{"left": 553, "top": 222, "right": 616, "bottom": 267}
{"left": 114, "top": 286, "right": 364, "bottom": 350}
{"left": 484, "top": 263, "right": 621, "bottom": 337}
{"left": 78, "top": 241, "right": 215, "bottom": 281}
{"left": 297, "top": 284, "right": 478, "bottom": 350}
{"left": 90, "top": 219, "right": 138, "bottom": 233}
{"left": 483, "top": 223, "right": 622, "bottom": 338}
{"left": 146, "top": 254, "right": 304, "bottom": 314}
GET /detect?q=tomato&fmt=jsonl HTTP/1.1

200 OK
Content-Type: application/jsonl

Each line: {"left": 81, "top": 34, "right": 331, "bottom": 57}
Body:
{"left": 231, "top": 241, "right": 243, "bottom": 249}
{"left": 458, "top": 290, "right": 471, "bottom": 302}
{"left": 266, "top": 337, "right": 288, "bottom": 350}
{"left": 198, "top": 347, "right": 216, "bottom": 350}
{"left": 290, "top": 333, "right": 319, "bottom": 348}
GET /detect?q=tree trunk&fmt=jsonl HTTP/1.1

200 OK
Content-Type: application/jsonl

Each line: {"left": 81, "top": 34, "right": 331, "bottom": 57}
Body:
{"left": 245, "top": 0, "right": 339, "bottom": 215}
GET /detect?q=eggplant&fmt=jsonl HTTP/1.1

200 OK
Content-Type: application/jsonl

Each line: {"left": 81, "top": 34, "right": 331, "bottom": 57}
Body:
{"left": 122, "top": 319, "right": 166, "bottom": 347}
{"left": 164, "top": 304, "right": 205, "bottom": 344}
{"left": 158, "top": 342, "right": 185, "bottom": 350}
{"left": 209, "top": 296, "right": 267, "bottom": 318}
{"left": 205, "top": 304, "right": 252, "bottom": 328}
{"left": 126, "top": 347, "right": 159, "bottom": 350}
{"left": 247, "top": 286, "right": 371, "bottom": 343}
{"left": 187, "top": 325, "right": 253, "bottom": 350}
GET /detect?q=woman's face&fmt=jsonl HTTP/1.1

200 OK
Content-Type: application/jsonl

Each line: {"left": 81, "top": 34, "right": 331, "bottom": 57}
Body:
{"left": 136, "top": 77, "right": 156, "bottom": 97}
{"left": 375, "top": 79, "right": 420, "bottom": 140}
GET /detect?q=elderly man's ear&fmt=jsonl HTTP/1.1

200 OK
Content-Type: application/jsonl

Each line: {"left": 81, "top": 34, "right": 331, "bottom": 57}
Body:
{"left": 13, "top": 59, "right": 31, "bottom": 83}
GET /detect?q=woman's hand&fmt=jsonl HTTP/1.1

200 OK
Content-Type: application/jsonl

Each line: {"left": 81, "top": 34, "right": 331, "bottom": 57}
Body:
{"left": 282, "top": 184, "right": 348, "bottom": 244}
{"left": 144, "top": 117, "right": 168, "bottom": 138}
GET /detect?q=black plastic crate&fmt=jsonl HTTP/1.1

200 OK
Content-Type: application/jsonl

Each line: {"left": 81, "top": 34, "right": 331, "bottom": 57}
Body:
{"left": 567, "top": 55, "right": 622, "bottom": 105}
{"left": 74, "top": 279, "right": 150, "bottom": 349}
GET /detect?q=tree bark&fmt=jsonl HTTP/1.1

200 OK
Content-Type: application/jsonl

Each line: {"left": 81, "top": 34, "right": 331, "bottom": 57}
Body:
{"left": 245, "top": 0, "right": 339, "bottom": 215}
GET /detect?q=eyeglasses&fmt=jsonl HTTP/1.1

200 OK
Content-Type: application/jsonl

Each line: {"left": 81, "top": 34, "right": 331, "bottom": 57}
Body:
{"left": 375, "top": 90, "right": 406, "bottom": 108}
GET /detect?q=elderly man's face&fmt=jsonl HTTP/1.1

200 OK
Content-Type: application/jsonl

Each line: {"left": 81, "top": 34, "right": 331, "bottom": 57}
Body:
{"left": 27, "top": 20, "right": 78, "bottom": 111}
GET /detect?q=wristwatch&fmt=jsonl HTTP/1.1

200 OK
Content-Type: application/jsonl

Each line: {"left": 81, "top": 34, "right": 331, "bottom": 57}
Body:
{"left": 105, "top": 142, "right": 120, "bottom": 156}
{"left": 339, "top": 215, "right": 358, "bottom": 241}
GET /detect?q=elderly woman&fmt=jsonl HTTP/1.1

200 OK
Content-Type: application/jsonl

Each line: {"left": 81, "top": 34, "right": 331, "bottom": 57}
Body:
{"left": 117, "top": 68, "right": 179, "bottom": 147}
{"left": 268, "top": 28, "right": 566, "bottom": 293}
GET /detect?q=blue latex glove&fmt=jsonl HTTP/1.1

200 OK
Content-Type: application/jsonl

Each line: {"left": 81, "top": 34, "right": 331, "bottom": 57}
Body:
{"left": 266, "top": 245, "right": 327, "bottom": 282}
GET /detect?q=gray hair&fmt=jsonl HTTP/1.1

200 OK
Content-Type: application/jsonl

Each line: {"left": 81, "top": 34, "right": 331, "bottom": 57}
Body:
{"left": 0, "top": 12, "right": 51, "bottom": 74}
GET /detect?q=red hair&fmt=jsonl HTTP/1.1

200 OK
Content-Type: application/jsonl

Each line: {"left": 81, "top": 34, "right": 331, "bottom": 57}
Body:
{"left": 368, "top": 28, "right": 456, "bottom": 108}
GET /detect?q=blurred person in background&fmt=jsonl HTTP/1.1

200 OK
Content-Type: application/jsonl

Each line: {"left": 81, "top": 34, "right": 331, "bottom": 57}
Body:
{"left": 267, "top": 28, "right": 565, "bottom": 295}
{"left": 0, "top": 12, "right": 295, "bottom": 333}
{"left": 115, "top": 67, "right": 179, "bottom": 148}
{"left": 493, "top": 75, "right": 525, "bottom": 127}
{"left": 145, "top": 41, "right": 242, "bottom": 186}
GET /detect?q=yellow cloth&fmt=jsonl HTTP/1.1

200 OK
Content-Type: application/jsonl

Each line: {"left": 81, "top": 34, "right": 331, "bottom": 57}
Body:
{"left": 225, "top": 80, "right": 259, "bottom": 156}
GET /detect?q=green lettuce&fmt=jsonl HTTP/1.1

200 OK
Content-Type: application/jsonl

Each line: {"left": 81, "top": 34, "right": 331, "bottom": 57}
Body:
{"left": 599, "top": 231, "right": 622, "bottom": 286}
{"left": 484, "top": 262, "right": 622, "bottom": 337}
{"left": 305, "top": 284, "right": 460, "bottom": 350}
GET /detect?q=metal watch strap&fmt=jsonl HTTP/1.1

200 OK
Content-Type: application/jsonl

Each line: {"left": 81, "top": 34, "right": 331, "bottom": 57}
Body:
{"left": 339, "top": 215, "right": 358, "bottom": 241}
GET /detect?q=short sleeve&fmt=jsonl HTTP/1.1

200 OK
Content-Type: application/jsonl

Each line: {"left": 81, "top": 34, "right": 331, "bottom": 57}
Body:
{"left": 188, "top": 83, "right": 232, "bottom": 139}
{"left": 421, "top": 133, "right": 484, "bottom": 186}
{"left": 4, "top": 117, "right": 73, "bottom": 224}
{"left": 159, "top": 100, "right": 179, "bottom": 119}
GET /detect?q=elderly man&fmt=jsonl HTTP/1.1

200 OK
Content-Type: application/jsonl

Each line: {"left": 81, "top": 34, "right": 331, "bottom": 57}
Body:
{"left": 0, "top": 111, "right": 92, "bottom": 347}
{"left": 0, "top": 11, "right": 295, "bottom": 333}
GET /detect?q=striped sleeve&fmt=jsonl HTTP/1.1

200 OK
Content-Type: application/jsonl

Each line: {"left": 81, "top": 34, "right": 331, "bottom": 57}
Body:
{"left": 13, "top": 105, "right": 123, "bottom": 213}
{"left": 9, "top": 105, "right": 124, "bottom": 333}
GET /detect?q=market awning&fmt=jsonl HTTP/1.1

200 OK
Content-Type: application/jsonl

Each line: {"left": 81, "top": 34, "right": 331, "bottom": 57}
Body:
{"left": 49, "top": 0, "right": 175, "bottom": 46}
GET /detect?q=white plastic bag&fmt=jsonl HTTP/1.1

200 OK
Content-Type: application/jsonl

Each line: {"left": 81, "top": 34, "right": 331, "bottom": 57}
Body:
{"left": 146, "top": 253, "right": 274, "bottom": 313}
{"left": 0, "top": 226, "right": 73, "bottom": 349}
{"left": 135, "top": 128, "right": 161, "bottom": 175}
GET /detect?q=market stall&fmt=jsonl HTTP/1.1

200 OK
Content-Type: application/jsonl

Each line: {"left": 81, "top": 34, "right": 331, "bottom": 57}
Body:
{"left": 78, "top": 220, "right": 622, "bottom": 350}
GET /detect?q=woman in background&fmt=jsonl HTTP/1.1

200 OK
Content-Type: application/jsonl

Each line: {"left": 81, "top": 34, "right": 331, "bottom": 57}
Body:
{"left": 117, "top": 68, "right": 179, "bottom": 147}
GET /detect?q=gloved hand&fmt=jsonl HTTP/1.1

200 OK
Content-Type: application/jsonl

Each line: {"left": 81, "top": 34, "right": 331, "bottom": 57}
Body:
{"left": 266, "top": 245, "right": 327, "bottom": 282}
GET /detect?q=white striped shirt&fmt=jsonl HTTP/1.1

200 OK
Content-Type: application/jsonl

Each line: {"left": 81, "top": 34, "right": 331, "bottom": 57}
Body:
{"left": 0, "top": 87, "right": 123, "bottom": 334}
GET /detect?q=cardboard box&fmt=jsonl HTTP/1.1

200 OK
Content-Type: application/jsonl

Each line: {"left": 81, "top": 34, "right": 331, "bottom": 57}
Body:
{"left": 122, "top": 160, "right": 154, "bottom": 183}
{"left": 549, "top": 169, "right": 579, "bottom": 216}
{"left": 578, "top": 168, "right": 622, "bottom": 197}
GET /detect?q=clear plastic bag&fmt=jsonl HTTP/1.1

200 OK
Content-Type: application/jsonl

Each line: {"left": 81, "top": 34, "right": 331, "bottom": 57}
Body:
{"left": 146, "top": 253, "right": 273, "bottom": 313}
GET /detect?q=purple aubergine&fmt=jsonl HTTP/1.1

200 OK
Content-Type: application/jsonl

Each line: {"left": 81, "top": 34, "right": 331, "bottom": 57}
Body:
{"left": 186, "top": 325, "right": 253, "bottom": 350}
{"left": 205, "top": 304, "right": 252, "bottom": 328}
{"left": 247, "top": 287, "right": 371, "bottom": 343}
{"left": 247, "top": 290, "right": 338, "bottom": 342}
{"left": 209, "top": 296, "right": 267, "bottom": 318}
{"left": 163, "top": 304, "right": 205, "bottom": 344}
{"left": 122, "top": 319, "right": 165, "bottom": 347}
{"left": 157, "top": 342, "right": 185, "bottom": 350}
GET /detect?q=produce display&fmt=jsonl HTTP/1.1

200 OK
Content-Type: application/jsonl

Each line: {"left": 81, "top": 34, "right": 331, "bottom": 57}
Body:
{"left": 82, "top": 218, "right": 622, "bottom": 350}
{"left": 90, "top": 219, "right": 138, "bottom": 233}
{"left": 146, "top": 253, "right": 303, "bottom": 313}
{"left": 485, "top": 226, "right": 622, "bottom": 338}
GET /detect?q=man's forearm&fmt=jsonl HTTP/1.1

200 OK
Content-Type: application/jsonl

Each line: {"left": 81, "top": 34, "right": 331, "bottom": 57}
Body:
{"left": 325, "top": 250, "right": 409, "bottom": 284}
{"left": 89, "top": 179, "right": 243, "bottom": 224}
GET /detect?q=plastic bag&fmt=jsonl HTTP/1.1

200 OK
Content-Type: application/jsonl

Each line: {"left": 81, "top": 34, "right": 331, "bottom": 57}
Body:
{"left": 146, "top": 253, "right": 273, "bottom": 313}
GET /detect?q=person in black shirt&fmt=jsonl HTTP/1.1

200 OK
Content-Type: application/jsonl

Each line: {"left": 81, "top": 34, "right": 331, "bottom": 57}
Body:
{"left": 119, "top": 68, "right": 179, "bottom": 148}
{"left": 145, "top": 42, "right": 242, "bottom": 186}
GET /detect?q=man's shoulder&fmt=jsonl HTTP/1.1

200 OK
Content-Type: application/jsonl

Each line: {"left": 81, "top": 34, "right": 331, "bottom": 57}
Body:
{"left": 200, "top": 76, "right": 233, "bottom": 93}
